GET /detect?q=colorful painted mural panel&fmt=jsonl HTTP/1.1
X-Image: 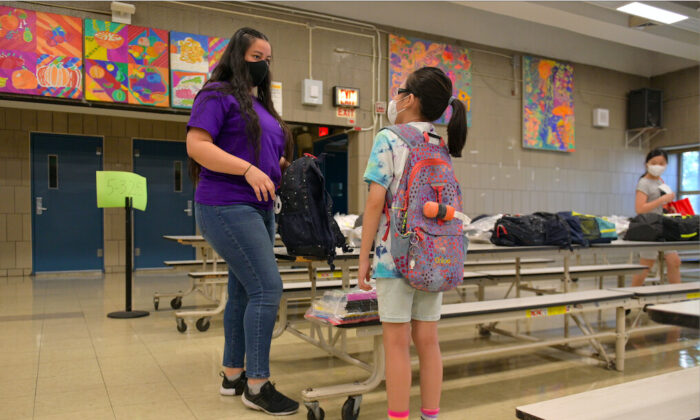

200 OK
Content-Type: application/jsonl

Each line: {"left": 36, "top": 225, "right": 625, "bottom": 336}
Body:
{"left": 85, "top": 59, "right": 128, "bottom": 103}
{"left": 36, "top": 12, "right": 81, "bottom": 57}
{"left": 0, "top": 6, "right": 36, "bottom": 52}
{"left": 171, "top": 70, "right": 206, "bottom": 109}
{"left": 208, "top": 36, "right": 228, "bottom": 74}
{"left": 36, "top": 54, "right": 82, "bottom": 98}
{"left": 0, "top": 50, "right": 37, "bottom": 94}
{"left": 128, "top": 64, "right": 169, "bottom": 107}
{"left": 389, "top": 34, "right": 472, "bottom": 126}
{"left": 170, "top": 31, "right": 208, "bottom": 73}
{"left": 84, "top": 19, "right": 127, "bottom": 63}
{"left": 522, "top": 55, "right": 575, "bottom": 152}
{"left": 127, "top": 25, "right": 168, "bottom": 67}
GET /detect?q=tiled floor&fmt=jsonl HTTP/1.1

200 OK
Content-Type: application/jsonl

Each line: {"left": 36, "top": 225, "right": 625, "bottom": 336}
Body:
{"left": 0, "top": 271, "right": 698, "bottom": 420}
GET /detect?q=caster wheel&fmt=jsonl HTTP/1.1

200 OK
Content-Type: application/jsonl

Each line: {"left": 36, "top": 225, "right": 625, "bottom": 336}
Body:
{"left": 306, "top": 407, "right": 325, "bottom": 420}
{"left": 478, "top": 326, "right": 491, "bottom": 337}
{"left": 196, "top": 317, "right": 210, "bottom": 332}
{"left": 153, "top": 297, "right": 159, "bottom": 311}
{"left": 176, "top": 318, "right": 187, "bottom": 333}
{"left": 171, "top": 297, "right": 182, "bottom": 310}
{"left": 305, "top": 402, "right": 325, "bottom": 420}
{"left": 341, "top": 396, "right": 361, "bottom": 420}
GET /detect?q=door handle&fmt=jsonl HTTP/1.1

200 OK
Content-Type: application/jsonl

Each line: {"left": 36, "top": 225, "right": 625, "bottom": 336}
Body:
{"left": 184, "top": 200, "right": 193, "bottom": 216}
{"left": 36, "top": 197, "right": 47, "bottom": 215}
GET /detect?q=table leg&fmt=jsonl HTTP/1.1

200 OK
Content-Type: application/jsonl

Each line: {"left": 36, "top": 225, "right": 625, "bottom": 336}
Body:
{"left": 658, "top": 251, "right": 666, "bottom": 284}
{"left": 341, "top": 259, "right": 350, "bottom": 290}
{"left": 309, "top": 262, "right": 317, "bottom": 299}
{"left": 515, "top": 257, "right": 521, "bottom": 334}
{"left": 564, "top": 255, "right": 570, "bottom": 338}
{"left": 615, "top": 306, "right": 625, "bottom": 371}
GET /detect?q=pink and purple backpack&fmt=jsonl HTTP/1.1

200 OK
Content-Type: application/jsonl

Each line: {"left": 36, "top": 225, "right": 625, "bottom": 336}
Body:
{"left": 382, "top": 124, "right": 468, "bottom": 292}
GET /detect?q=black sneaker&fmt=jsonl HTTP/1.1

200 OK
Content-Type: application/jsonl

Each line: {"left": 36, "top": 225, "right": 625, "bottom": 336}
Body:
{"left": 241, "top": 381, "right": 299, "bottom": 416}
{"left": 219, "top": 371, "right": 247, "bottom": 396}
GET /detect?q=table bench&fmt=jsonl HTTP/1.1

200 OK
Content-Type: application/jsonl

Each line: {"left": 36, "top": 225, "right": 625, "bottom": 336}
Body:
{"left": 302, "top": 290, "right": 634, "bottom": 420}
{"left": 515, "top": 367, "right": 700, "bottom": 420}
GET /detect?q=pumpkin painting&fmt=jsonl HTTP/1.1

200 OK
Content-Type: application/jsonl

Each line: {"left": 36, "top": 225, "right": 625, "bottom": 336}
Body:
{"left": 11, "top": 68, "right": 37, "bottom": 89}
{"left": 37, "top": 64, "right": 80, "bottom": 88}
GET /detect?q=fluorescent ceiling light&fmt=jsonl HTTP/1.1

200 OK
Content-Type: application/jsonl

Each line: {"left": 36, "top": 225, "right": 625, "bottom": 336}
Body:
{"left": 617, "top": 2, "right": 688, "bottom": 24}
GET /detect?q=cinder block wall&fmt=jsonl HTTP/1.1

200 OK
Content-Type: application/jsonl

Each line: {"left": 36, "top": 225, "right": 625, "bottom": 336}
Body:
{"left": 651, "top": 66, "right": 700, "bottom": 150}
{"left": 0, "top": 106, "right": 188, "bottom": 275}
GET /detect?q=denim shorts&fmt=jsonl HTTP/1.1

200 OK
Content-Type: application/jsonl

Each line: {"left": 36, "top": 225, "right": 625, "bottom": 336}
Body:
{"left": 375, "top": 277, "right": 443, "bottom": 323}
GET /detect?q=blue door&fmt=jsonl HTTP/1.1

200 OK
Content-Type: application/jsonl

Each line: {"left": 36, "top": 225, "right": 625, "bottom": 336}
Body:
{"left": 314, "top": 134, "right": 348, "bottom": 214}
{"left": 31, "top": 133, "right": 104, "bottom": 272}
{"left": 133, "top": 140, "right": 195, "bottom": 268}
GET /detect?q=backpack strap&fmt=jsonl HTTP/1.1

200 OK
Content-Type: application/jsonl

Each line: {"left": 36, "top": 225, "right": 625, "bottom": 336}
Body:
{"left": 382, "top": 124, "right": 446, "bottom": 149}
{"left": 381, "top": 124, "right": 424, "bottom": 148}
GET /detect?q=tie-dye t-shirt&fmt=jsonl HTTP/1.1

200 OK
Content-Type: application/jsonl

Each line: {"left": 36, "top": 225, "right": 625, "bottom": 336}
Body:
{"left": 362, "top": 121, "right": 437, "bottom": 278}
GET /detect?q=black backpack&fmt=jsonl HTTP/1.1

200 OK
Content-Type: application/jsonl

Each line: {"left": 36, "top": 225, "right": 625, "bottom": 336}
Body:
{"left": 491, "top": 215, "right": 545, "bottom": 246}
{"left": 625, "top": 213, "right": 664, "bottom": 241}
{"left": 277, "top": 155, "right": 349, "bottom": 268}
{"left": 534, "top": 212, "right": 572, "bottom": 249}
{"left": 557, "top": 211, "right": 588, "bottom": 246}
{"left": 663, "top": 215, "right": 699, "bottom": 242}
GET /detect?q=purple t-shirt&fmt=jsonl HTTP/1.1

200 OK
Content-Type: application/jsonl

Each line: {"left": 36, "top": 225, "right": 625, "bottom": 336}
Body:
{"left": 187, "top": 84, "right": 285, "bottom": 209}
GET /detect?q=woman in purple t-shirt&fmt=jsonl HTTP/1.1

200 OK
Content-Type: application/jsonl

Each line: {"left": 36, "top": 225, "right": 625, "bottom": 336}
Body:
{"left": 186, "top": 27, "right": 298, "bottom": 416}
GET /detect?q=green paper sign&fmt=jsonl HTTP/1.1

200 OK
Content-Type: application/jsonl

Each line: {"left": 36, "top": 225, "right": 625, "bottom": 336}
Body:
{"left": 96, "top": 171, "right": 148, "bottom": 211}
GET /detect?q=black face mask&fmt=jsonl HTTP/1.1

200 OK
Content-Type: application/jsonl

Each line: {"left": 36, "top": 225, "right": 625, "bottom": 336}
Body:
{"left": 246, "top": 60, "right": 268, "bottom": 87}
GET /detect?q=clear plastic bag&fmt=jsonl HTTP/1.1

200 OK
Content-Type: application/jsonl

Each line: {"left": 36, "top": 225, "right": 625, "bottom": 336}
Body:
{"left": 304, "top": 287, "right": 378, "bottom": 325}
{"left": 465, "top": 214, "right": 503, "bottom": 243}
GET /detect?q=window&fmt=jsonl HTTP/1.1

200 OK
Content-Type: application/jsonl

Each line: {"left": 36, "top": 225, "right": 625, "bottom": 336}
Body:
{"left": 174, "top": 161, "right": 182, "bottom": 192}
{"left": 679, "top": 150, "right": 699, "bottom": 213}
{"left": 48, "top": 155, "right": 58, "bottom": 189}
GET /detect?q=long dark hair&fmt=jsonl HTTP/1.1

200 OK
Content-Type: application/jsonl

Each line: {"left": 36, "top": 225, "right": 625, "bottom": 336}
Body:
{"left": 640, "top": 148, "right": 668, "bottom": 178}
{"left": 189, "top": 27, "right": 293, "bottom": 184}
{"left": 405, "top": 67, "right": 467, "bottom": 157}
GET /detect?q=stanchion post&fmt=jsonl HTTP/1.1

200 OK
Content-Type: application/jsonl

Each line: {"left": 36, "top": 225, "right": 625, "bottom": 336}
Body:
{"left": 108, "top": 196, "right": 149, "bottom": 319}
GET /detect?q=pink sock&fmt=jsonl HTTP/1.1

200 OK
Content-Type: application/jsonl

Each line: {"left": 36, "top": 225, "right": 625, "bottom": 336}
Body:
{"left": 421, "top": 407, "right": 440, "bottom": 419}
{"left": 388, "top": 409, "right": 409, "bottom": 420}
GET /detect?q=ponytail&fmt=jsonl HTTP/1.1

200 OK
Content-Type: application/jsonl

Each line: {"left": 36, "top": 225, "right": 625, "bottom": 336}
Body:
{"left": 447, "top": 98, "right": 467, "bottom": 158}
{"left": 405, "top": 67, "right": 468, "bottom": 158}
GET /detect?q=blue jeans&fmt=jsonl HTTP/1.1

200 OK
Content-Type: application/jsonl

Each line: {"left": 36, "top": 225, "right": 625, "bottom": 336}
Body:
{"left": 195, "top": 203, "right": 283, "bottom": 379}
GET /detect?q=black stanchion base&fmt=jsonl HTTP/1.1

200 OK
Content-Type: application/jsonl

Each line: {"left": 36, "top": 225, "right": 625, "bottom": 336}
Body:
{"left": 107, "top": 310, "right": 150, "bottom": 319}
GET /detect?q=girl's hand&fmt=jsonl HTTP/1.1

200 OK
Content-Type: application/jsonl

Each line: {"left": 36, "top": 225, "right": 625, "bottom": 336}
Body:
{"left": 660, "top": 192, "right": 676, "bottom": 205}
{"left": 358, "top": 257, "right": 372, "bottom": 291}
{"left": 244, "top": 165, "right": 276, "bottom": 202}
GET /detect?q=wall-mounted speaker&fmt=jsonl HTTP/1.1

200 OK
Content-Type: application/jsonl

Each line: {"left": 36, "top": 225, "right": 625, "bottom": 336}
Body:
{"left": 627, "top": 88, "right": 662, "bottom": 129}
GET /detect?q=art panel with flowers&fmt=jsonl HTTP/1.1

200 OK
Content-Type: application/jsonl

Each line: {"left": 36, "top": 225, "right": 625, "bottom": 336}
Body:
{"left": 389, "top": 34, "right": 472, "bottom": 126}
{"left": 170, "top": 31, "right": 209, "bottom": 109}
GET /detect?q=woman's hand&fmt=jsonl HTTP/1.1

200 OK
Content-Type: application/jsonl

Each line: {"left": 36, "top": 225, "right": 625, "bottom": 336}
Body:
{"left": 358, "top": 257, "right": 372, "bottom": 291}
{"left": 244, "top": 165, "right": 276, "bottom": 202}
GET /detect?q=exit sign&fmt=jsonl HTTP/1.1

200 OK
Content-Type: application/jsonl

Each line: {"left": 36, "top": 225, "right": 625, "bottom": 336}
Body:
{"left": 333, "top": 86, "right": 359, "bottom": 108}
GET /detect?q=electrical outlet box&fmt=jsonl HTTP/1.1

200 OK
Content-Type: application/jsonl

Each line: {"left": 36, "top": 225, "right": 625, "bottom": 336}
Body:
{"left": 593, "top": 108, "right": 609, "bottom": 128}
{"left": 302, "top": 79, "right": 323, "bottom": 106}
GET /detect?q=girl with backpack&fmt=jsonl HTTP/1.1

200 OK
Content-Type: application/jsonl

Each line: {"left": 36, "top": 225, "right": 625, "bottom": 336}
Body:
{"left": 358, "top": 67, "right": 468, "bottom": 420}
{"left": 631, "top": 148, "right": 681, "bottom": 286}
{"left": 186, "top": 27, "right": 299, "bottom": 416}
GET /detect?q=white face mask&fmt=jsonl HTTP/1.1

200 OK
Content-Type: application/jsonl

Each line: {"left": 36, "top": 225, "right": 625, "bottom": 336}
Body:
{"left": 647, "top": 164, "right": 666, "bottom": 177}
{"left": 387, "top": 95, "right": 409, "bottom": 125}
